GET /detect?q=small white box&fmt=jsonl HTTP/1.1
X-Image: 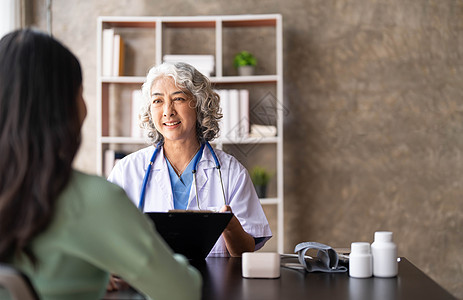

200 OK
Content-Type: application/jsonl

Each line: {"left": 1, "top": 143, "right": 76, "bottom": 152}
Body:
{"left": 242, "top": 252, "right": 280, "bottom": 279}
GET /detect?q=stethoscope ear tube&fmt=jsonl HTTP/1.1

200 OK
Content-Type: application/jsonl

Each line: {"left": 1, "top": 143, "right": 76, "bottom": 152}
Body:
{"left": 205, "top": 142, "right": 220, "bottom": 168}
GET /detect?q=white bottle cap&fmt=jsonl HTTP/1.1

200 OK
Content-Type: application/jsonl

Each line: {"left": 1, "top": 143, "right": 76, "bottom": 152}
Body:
{"left": 351, "top": 242, "right": 371, "bottom": 254}
{"left": 374, "top": 231, "right": 393, "bottom": 242}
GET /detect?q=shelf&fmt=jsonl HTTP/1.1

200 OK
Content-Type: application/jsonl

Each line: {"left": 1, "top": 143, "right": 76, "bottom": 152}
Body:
{"left": 222, "top": 19, "right": 277, "bottom": 27}
{"left": 100, "top": 75, "right": 278, "bottom": 84}
{"left": 215, "top": 136, "right": 278, "bottom": 144}
{"left": 100, "top": 76, "right": 146, "bottom": 84}
{"left": 162, "top": 20, "right": 216, "bottom": 28}
{"left": 260, "top": 198, "right": 279, "bottom": 205}
{"left": 212, "top": 75, "right": 278, "bottom": 84}
{"left": 100, "top": 137, "right": 146, "bottom": 144}
{"left": 101, "top": 136, "right": 278, "bottom": 145}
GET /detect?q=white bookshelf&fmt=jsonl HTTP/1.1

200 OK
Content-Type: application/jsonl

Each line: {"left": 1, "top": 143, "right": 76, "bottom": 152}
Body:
{"left": 97, "top": 14, "right": 284, "bottom": 253}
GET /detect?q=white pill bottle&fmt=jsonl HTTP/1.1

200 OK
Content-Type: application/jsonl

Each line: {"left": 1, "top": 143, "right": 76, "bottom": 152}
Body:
{"left": 371, "top": 231, "right": 398, "bottom": 277}
{"left": 349, "top": 242, "right": 373, "bottom": 278}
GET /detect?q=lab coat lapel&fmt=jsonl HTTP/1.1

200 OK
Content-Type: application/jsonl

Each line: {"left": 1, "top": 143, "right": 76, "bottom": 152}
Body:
{"left": 188, "top": 147, "right": 215, "bottom": 210}
{"left": 150, "top": 147, "right": 174, "bottom": 211}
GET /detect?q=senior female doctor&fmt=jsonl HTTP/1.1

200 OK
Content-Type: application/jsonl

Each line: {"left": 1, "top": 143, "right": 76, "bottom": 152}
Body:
{"left": 108, "top": 62, "right": 272, "bottom": 257}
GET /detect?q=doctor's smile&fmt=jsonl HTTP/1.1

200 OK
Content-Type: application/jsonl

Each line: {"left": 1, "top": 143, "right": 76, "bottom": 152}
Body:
{"left": 164, "top": 121, "right": 181, "bottom": 127}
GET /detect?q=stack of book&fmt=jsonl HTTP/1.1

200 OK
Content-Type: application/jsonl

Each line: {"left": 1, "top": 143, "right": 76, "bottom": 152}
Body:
{"left": 102, "top": 28, "right": 125, "bottom": 76}
{"left": 163, "top": 55, "right": 214, "bottom": 77}
{"left": 249, "top": 124, "right": 277, "bottom": 138}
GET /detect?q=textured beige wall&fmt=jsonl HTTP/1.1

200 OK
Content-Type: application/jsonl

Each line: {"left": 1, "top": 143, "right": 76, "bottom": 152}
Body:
{"left": 28, "top": 0, "right": 463, "bottom": 298}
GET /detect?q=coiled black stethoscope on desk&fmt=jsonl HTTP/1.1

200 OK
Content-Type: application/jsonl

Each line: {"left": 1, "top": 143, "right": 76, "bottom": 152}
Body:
{"left": 138, "top": 141, "right": 227, "bottom": 211}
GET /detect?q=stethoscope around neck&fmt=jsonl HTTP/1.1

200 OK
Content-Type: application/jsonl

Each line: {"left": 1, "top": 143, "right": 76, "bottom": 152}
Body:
{"left": 138, "top": 141, "right": 227, "bottom": 211}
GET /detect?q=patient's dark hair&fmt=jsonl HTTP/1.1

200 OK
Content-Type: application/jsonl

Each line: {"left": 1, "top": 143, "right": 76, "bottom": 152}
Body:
{"left": 0, "top": 29, "right": 82, "bottom": 264}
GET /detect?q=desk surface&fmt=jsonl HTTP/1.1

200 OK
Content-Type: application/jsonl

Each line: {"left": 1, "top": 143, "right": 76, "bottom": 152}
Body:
{"left": 104, "top": 257, "right": 456, "bottom": 300}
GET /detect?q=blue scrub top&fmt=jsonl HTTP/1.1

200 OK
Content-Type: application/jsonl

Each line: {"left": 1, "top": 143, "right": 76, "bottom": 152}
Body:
{"left": 166, "top": 149, "right": 203, "bottom": 210}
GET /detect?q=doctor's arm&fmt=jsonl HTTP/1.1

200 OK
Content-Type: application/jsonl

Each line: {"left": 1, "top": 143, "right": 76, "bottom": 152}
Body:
{"left": 220, "top": 205, "right": 255, "bottom": 256}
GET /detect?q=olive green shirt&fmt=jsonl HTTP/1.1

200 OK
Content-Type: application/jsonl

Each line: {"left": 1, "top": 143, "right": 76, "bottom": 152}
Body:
{"left": 3, "top": 170, "right": 201, "bottom": 300}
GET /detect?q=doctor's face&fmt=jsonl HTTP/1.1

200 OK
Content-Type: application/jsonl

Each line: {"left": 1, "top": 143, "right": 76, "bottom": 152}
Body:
{"left": 150, "top": 77, "right": 197, "bottom": 143}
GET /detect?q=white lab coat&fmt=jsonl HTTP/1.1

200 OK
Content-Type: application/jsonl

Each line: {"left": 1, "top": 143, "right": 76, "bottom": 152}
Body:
{"left": 108, "top": 145, "right": 272, "bottom": 256}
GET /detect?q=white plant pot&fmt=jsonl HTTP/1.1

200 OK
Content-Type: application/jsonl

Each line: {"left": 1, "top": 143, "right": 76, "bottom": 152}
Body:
{"left": 238, "top": 65, "right": 254, "bottom": 76}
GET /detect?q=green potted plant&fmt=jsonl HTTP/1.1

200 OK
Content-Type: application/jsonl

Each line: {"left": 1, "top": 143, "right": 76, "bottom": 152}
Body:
{"left": 250, "top": 166, "right": 271, "bottom": 198}
{"left": 233, "top": 51, "right": 257, "bottom": 76}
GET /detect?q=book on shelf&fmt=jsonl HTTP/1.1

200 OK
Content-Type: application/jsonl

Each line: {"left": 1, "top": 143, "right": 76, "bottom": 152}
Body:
{"left": 102, "top": 28, "right": 114, "bottom": 76}
{"left": 131, "top": 90, "right": 144, "bottom": 138}
{"left": 216, "top": 89, "right": 250, "bottom": 140}
{"left": 163, "top": 54, "right": 214, "bottom": 77}
{"left": 228, "top": 89, "right": 240, "bottom": 139}
{"left": 239, "top": 89, "right": 249, "bottom": 138}
{"left": 102, "top": 29, "right": 125, "bottom": 76}
{"left": 112, "top": 34, "right": 125, "bottom": 76}
{"left": 216, "top": 89, "right": 230, "bottom": 139}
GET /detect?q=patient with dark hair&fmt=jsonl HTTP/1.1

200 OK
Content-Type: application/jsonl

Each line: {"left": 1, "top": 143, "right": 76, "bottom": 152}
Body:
{"left": 0, "top": 28, "right": 201, "bottom": 300}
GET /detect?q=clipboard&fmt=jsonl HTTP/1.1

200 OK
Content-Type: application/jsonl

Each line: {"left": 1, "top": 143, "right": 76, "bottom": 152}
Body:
{"left": 145, "top": 211, "right": 233, "bottom": 260}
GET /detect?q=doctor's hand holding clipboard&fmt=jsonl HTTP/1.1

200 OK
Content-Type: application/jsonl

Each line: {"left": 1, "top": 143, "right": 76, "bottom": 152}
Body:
{"left": 219, "top": 204, "right": 256, "bottom": 256}
{"left": 108, "top": 62, "right": 272, "bottom": 258}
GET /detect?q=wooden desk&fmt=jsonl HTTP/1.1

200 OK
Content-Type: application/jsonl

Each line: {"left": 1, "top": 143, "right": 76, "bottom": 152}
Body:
{"left": 104, "top": 257, "right": 456, "bottom": 300}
